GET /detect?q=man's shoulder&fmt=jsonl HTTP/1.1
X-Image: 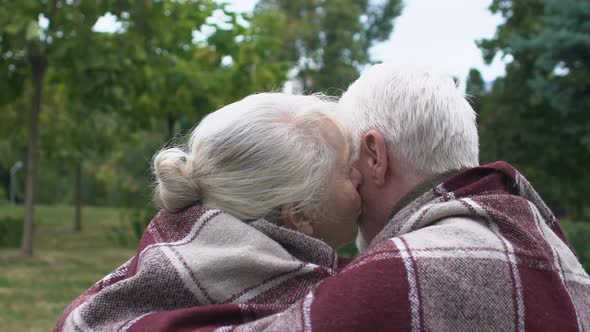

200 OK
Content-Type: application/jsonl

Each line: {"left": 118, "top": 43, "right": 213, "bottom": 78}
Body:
{"left": 395, "top": 215, "right": 502, "bottom": 251}
{"left": 305, "top": 214, "right": 588, "bottom": 332}
{"left": 339, "top": 216, "right": 505, "bottom": 282}
{"left": 308, "top": 217, "right": 512, "bottom": 331}
{"left": 359, "top": 216, "right": 498, "bottom": 261}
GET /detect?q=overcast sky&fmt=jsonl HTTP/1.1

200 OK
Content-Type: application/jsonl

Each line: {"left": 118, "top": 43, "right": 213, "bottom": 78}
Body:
{"left": 92, "top": 0, "right": 506, "bottom": 86}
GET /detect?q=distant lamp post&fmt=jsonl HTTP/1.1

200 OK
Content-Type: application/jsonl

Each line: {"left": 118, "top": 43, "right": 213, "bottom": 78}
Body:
{"left": 10, "top": 161, "right": 24, "bottom": 205}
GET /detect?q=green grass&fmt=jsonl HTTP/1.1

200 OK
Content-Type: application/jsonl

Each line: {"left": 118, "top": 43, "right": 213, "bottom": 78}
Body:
{"left": 0, "top": 205, "right": 136, "bottom": 332}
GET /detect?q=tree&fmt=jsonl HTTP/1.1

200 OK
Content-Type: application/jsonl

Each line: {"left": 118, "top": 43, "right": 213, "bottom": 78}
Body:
{"left": 513, "top": 0, "right": 590, "bottom": 146}
{"left": 38, "top": 79, "right": 123, "bottom": 231}
{"left": 465, "top": 68, "right": 486, "bottom": 101}
{"left": 1, "top": 1, "right": 293, "bottom": 233}
{"left": 0, "top": 0, "right": 131, "bottom": 255}
{"left": 54, "top": 29, "right": 140, "bottom": 231}
{"left": 117, "top": 0, "right": 216, "bottom": 141}
{"left": 255, "top": 0, "right": 403, "bottom": 94}
{"left": 477, "top": 0, "right": 590, "bottom": 218}
{"left": 122, "top": 1, "right": 290, "bottom": 142}
{"left": 60, "top": 1, "right": 292, "bottom": 212}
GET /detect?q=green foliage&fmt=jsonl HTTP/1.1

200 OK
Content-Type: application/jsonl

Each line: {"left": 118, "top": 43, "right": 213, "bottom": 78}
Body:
{"left": 256, "top": 0, "right": 403, "bottom": 94}
{"left": 0, "top": 0, "right": 144, "bottom": 254}
{"left": 513, "top": 0, "right": 590, "bottom": 139}
{"left": 0, "top": 216, "right": 22, "bottom": 248}
{"left": 476, "top": 0, "right": 590, "bottom": 219}
{"left": 104, "top": 219, "right": 136, "bottom": 248}
{"left": 0, "top": 0, "right": 294, "bottom": 214}
{"left": 118, "top": 1, "right": 290, "bottom": 141}
{"left": 1, "top": 0, "right": 400, "bottom": 216}
{"left": 0, "top": 94, "right": 28, "bottom": 170}
{"left": 465, "top": 68, "right": 486, "bottom": 116}
{"left": 465, "top": 68, "right": 486, "bottom": 100}
{"left": 0, "top": 0, "right": 122, "bottom": 99}
{"left": 563, "top": 221, "right": 590, "bottom": 271}
{"left": 106, "top": 205, "right": 156, "bottom": 247}
{"left": 0, "top": 185, "right": 6, "bottom": 203}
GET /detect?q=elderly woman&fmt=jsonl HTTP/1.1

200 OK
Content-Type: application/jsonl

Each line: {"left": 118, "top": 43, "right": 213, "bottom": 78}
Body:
{"left": 55, "top": 93, "right": 361, "bottom": 332}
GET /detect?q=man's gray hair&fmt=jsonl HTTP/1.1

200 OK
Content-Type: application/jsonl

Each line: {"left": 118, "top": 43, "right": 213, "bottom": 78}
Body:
{"left": 152, "top": 92, "right": 339, "bottom": 221}
{"left": 337, "top": 64, "right": 479, "bottom": 176}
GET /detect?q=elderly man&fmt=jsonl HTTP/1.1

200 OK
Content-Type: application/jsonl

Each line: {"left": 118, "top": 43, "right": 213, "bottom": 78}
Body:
{"left": 124, "top": 65, "right": 590, "bottom": 331}
{"left": 302, "top": 64, "right": 590, "bottom": 331}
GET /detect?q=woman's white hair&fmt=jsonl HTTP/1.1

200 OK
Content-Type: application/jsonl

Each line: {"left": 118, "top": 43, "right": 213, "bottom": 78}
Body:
{"left": 337, "top": 64, "right": 479, "bottom": 176}
{"left": 152, "top": 92, "right": 340, "bottom": 221}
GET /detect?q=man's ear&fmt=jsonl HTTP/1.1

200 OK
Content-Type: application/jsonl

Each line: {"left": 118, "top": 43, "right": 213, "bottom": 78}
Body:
{"left": 281, "top": 204, "right": 313, "bottom": 236}
{"left": 360, "top": 130, "right": 389, "bottom": 186}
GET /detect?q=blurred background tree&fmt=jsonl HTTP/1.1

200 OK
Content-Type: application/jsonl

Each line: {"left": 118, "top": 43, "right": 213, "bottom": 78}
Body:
{"left": 0, "top": 0, "right": 291, "bottom": 256}
{"left": 0, "top": 0, "right": 132, "bottom": 255}
{"left": 255, "top": 0, "right": 403, "bottom": 94}
{"left": 474, "top": 0, "right": 590, "bottom": 220}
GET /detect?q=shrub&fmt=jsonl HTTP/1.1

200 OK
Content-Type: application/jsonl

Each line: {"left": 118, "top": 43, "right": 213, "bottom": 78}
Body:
{"left": 563, "top": 221, "right": 590, "bottom": 272}
{"left": 0, "top": 216, "right": 22, "bottom": 248}
{"left": 105, "top": 205, "right": 156, "bottom": 247}
{"left": 0, "top": 187, "right": 6, "bottom": 204}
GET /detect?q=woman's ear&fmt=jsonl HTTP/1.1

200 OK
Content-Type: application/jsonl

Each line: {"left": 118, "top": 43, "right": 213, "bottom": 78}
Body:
{"left": 360, "top": 130, "right": 389, "bottom": 186}
{"left": 281, "top": 204, "right": 313, "bottom": 236}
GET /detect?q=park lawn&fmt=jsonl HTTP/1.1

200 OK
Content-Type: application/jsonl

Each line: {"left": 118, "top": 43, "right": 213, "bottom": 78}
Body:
{"left": 0, "top": 205, "right": 136, "bottom": 332}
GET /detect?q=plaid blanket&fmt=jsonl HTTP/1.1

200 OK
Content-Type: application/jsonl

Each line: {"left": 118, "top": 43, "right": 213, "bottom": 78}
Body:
{"left": 54, "top": 206, "right": 340, "bottom": 332}
{"left": 123, "top": 161, "right": 589, "bottom": 331}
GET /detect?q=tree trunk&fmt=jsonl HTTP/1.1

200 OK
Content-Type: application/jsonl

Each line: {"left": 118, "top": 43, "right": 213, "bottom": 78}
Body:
{"left": 21, "top": 55, "right": 46, "bottom": 256}
{"left": 74, "top": 162, "right": 83, "bottom": 232}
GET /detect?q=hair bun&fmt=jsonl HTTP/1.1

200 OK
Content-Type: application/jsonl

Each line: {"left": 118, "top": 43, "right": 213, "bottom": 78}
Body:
{"left": 153, "top": 148, "right": 200, "bottom": 211}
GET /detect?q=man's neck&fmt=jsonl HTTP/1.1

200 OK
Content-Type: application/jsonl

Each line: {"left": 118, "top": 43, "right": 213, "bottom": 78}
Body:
{"left": 387, "top": 170, "right": 459, "bottom": 221}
